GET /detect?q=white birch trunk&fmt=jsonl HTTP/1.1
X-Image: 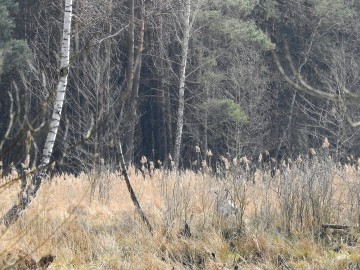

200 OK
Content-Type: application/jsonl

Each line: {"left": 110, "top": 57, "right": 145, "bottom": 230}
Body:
{"left": 2, "top": 0, "right": 73, "bottom": 226}
{"left": 173, "top": 0, "right": 191, "bottom": 169}
{"left": 40, "top": 0, "right": 73, "bottom": 169}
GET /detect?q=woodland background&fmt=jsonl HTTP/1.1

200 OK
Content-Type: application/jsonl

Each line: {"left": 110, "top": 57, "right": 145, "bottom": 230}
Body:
{"left": 1, "top": 0, "right": 360, "bottom": 172}
{"left": 2, "top": 1, "right": 360, "bottom": 269}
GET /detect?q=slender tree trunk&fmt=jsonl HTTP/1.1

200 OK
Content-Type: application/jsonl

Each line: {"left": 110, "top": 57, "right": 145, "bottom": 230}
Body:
{"left": 37, "top": 0, "right": 72, "bottom": 174}
{"left": 276, "top": 91, "right": 297, "bottom": 158}
{"left": 159, "top": 76, "right": 168, "bottom": 159}
{"left": 204, "top": 85, "right": 209, "bottom": 154}
{"left": 122, "top": 0, "right": 136, "bottom": 162}
{"left": 173, "top": 0, "right": 191, "bottom": 168}
{"left": 127, "top": 0, "right": 135, "bottom": 96}
{"left": 158, "top": 14, "right": 173, "bottom": 159}
{"left": 131, "top": 0, "right": 145, "bottom": 100}
{"left": 103, "top": 13, "right": 112, "bottom": 160}
{"left": 198, "top": 47, "right": 208, "bottom": 154}
{"left": 2, "top": 0, "right": 73, "bottom": 226}
{"left": 127, "top": 0, "right": 145, "bottom": 162}
{"left": 165, "top": 87, "right": 173, "bottom": 156}
{"left": 118, "top": 141, "right": 152, "bottom": 233}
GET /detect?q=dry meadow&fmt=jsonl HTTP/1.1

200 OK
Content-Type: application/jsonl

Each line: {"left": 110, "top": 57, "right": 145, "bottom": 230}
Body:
{"left": 1, "top": 156, "right": 360, "bottom": 269}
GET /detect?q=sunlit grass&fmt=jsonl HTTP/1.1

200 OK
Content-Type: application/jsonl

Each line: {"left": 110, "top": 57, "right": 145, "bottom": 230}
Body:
{"left": 0, "top": 159, "right": 359, "bottom": 269}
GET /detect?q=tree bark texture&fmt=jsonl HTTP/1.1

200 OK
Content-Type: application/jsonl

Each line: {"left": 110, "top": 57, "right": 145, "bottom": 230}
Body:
{"left": 127, "top": 0, "right": 145, "bottom": 162}
{"left": 173, "top": 0, "right": 191, "bottom": 169}
{"left": 2, "top": 0, "right": 73, "bottom": 226}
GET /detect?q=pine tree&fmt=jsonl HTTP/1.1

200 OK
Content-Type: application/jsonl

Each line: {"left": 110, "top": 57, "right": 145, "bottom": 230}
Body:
{"left": 0, "top": 0, "right": 30, "bottom": 75}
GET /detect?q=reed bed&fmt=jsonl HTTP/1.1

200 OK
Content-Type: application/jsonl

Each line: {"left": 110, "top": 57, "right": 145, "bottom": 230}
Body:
{"left": 0, "top": 155, "right": 360, "bottom": 269}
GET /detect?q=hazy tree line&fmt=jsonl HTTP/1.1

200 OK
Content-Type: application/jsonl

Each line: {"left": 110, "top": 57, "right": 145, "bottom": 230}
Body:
{"left": 1, "top": 0, "right": 360, "bottom": 173}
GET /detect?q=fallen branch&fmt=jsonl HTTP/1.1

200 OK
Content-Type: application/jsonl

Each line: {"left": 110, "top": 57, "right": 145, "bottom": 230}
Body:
{"left": 118, "top": 141, "right": 153, "bottom": 234}
{"left": 321, "top": 224, "right": 350, "bottom": 230}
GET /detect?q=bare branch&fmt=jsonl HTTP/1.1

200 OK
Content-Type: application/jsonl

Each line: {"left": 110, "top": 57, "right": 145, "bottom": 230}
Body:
{"left": 283, "top": 42, "right": 338, "bottom": 100}
{"left": 333, "top": 73, "right": 359, "bottom": 99}
{"left": 346, "top": 117, "right": 360, "bottom": 127}
{"left": 0, "top": 92, "right": 15, "bottom": 152}
{"left": 95, "top": 24, "right": 129, "bottom": 45}
{"left": 274, "top": 42, "right": 360, "bottom": 128}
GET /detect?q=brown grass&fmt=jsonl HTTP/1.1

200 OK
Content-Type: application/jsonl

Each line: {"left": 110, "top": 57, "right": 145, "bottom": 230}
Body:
{"left": 0, "top": 162, "right": 360, "bottom": 269}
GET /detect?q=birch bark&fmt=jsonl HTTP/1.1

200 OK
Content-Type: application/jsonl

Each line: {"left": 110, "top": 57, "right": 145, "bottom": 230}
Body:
{"left": 173, "top": 0, "right": 191, "bottom": 169}
{"left": 31, "top": 0, "right": 73, "bottom": 193}
{"left": 2, "top": 0, "right": 73, "bottom": 226}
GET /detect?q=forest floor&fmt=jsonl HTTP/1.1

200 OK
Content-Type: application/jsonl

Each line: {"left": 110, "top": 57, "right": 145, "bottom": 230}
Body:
{"left": 1, "top": 165, "right": 360, "bottom": 269}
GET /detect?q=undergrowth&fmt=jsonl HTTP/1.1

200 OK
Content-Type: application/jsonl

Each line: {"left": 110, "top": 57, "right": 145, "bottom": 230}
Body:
{"left": 0, "top": 153, "right": 360, "bottom": 269}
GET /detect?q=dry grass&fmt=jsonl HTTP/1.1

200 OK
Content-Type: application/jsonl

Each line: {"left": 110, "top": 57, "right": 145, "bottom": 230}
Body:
{"left": 0, "top": 160, "right": 360, "bottom": 269}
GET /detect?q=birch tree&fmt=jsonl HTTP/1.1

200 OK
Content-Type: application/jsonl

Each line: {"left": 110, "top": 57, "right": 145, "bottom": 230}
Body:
{"left": 173, "top": 0, "right": 192, "bottom": 168}
{"left": 2, "top": 0, "right": 73, "bottom": 226}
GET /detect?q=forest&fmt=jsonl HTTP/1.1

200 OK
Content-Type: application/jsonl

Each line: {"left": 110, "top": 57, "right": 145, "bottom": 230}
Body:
{"left": 1, "top": 0, "right": 360, "bottom": 269}
{"left": 1, "top": 0, "right": 360, "bottom": 172}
